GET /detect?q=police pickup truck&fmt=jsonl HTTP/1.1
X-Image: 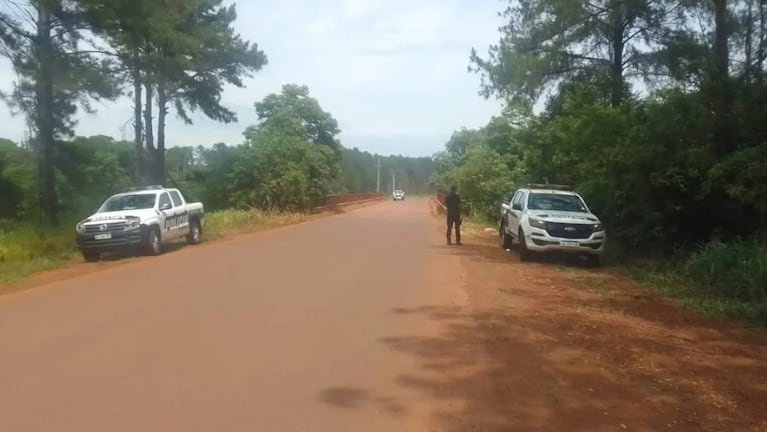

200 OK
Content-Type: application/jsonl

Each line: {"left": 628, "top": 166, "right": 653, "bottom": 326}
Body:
{"left": 499, "top": 184, "right": 606, "bottom": 266}
{"left": 75, "top": 186, "right": 205, "bottom": 262}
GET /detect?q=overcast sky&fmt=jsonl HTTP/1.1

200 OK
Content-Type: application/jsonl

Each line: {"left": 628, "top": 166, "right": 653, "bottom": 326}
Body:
{"left": 0, "top": 0, "right": 505, "bottom": 157}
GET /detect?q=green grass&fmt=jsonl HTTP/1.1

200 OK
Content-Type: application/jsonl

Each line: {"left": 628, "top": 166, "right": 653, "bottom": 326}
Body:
{"left": 619, "top": 241, "right": 767, "bottom": 327}
{"left": 0, "top": 209, "right": 308, "bottom": 285}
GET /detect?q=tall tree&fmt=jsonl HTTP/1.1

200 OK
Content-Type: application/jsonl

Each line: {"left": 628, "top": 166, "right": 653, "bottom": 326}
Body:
{"left": 81, "top": 0, "right": 267, "bottom": 185}
{"left": 151, "top": 0, "right": 267, "bottom": 184}
{"left": 0, "top": 0, "right": 117, "bottom": 225}
{"left": 470, "top": 0, "right": 681, "bottom": 108}
{"left": 254, "top": 84, "right": 342, "bottom": 158}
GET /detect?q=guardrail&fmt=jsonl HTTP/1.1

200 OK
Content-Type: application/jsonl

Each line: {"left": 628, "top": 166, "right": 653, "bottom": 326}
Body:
{"left": 310, "top": 193, "right": 387, "bottom": 213}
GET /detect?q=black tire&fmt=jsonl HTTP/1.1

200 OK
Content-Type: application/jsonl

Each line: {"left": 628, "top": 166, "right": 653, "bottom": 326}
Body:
{"left": 518, "top": 228, "right": 532, "bottom": 261}
{"left": 187, "top": 220, "right": 202, "bottom": 245}
{"left": 82, "top": 251, "right": 100, "bottom": 263}
{"left": 144, "top": 228, "right": 162, "bottom": 256}
{"left": 500, "top": 223, "right": 513, "bottom": 249}
{"left": 585, "top": 255, "right": 601, "bottom": 268}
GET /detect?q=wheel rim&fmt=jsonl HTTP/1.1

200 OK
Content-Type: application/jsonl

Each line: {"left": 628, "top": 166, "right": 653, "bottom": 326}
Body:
{"left": 192, "top": 225, "right": 200, "bottom": 241}
{"left": 151, "top": 233, "right": 160, "bottom": 252}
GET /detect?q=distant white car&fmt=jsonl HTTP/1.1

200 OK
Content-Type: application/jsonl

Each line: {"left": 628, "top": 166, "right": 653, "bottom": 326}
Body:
{"left": 499, "top": 184, "right": 605, "bottom": 266}
{"left": 392, "top": 190, "right": 405, "bottom": 201}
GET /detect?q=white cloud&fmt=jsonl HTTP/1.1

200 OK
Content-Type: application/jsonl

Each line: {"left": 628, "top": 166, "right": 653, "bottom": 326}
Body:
{"left": 0, "top": 0, "right": 505, "bottom": 156}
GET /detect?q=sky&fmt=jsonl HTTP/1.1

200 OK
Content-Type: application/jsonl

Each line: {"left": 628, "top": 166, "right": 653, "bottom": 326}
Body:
{"left": 0, "top": 0, "right": 506, "bottom": 157}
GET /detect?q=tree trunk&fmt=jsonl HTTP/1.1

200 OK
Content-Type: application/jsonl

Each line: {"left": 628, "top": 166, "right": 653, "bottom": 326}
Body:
{"left": 714, "top": 0, "right": 729, "bottom": 79}
{"left": 144, "top": 81, "right": 155, "bottom": 183}
{"left": 132, "top": 49, "right": 145, "bottom": 186}
{"left": 759, "top": 0, "right": 766, "bottom": 77}
{"left": 610, "top": 1, "right": 626, "bottom": 107}
{"left": 35, "top": 3, "right": 57, "bottom": 225}
{"left": 712, "top": 0, "right": 732, "bottom": 155}
{"left": 156, "top": 79, "right": 167, "bottom": 185}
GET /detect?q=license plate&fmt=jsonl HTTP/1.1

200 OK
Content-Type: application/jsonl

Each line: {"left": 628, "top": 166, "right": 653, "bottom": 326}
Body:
{"left": 560, "top": 241, "right": 579, "bottom": 248}
{"left": 94, "top": 233, "right": 112, "bottom": 240}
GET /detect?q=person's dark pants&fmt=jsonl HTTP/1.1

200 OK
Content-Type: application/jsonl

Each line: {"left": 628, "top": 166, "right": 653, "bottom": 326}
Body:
{"left": 446, "top": 214, "right": 461, "bottom": 244}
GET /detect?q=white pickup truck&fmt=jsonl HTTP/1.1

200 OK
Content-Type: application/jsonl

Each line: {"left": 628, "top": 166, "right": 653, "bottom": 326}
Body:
{"left": 75, "top": 186, "right": 205, "bottom": 262}
{"left": 499, "top": 184, "right": 606, "bottom": 266}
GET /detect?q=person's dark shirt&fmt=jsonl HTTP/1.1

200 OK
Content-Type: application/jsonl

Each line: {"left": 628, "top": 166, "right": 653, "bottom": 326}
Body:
{"left": 445, "top": 192, "right": 461, "bottom": 216}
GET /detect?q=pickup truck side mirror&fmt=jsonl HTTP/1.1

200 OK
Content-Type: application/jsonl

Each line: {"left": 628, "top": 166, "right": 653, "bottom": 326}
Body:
{"left": 512, "top": 203, "right": 523, "bottom": 211}
{"left": 159, "top": 202, "right": 172, "bottom": 211}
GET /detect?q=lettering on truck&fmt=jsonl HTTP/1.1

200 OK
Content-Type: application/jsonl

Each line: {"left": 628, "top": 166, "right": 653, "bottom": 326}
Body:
{"left": 163, "top": 211, "right": 189, "bottom": 232}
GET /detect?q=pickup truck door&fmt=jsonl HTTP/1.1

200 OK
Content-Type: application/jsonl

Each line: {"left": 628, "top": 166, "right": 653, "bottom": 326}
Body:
{"left": 508, "top": 191, "right": 525, "bottom": 236}
{"left": 168, "top": 190, "right": 188, "bottom": 237}
{"left": 158, "top": 192, "right": 175, "bottom": 239}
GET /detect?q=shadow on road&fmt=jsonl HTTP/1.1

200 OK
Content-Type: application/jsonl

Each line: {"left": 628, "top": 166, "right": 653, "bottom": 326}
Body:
{"left": 379, "top": 299, "right": 767, "bottom": 432}
{"left": 97, "top": 240, "right": 190, "bottom": 262}
{"left": 317, "top": 387, "right": 407, "bottom": 415}
{"left": 376, "top": 233, "right": 767, "bottom": 431}
{"left": 431, "top": 240, "right": 601, "bottom": 270}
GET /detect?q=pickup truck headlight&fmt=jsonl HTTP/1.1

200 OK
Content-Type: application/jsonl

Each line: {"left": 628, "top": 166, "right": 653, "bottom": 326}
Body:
{"left": 76, "top": 222, "right": 87, "bottom": 234}
{"left": 593, "top": 223, "right": 604, "bottom": 232}
{"left": 125, "top": 218, "right": 140, "bottom": 230}
{"left": 529, "top": 218, "right": 547, "bottom": 230}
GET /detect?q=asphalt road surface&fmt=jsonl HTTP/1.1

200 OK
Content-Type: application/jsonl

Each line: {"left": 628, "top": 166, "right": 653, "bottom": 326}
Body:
{"left": 0, "top": 199, "right": 468, "bottom": 432}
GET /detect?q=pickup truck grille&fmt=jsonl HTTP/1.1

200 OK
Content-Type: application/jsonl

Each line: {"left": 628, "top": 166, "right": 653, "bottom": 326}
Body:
{"left": 545, "top": 222, "right": 593, "bottom": 239}
{"left": 84, "top": 221, "right": 128, "bottom": 234}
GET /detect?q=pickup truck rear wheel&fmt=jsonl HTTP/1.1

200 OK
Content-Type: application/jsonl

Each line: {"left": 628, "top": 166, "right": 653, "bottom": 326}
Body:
{"left": 187, "top": 220, "right": 202, "bottom": 245}
{"left": 144, "top": 228, "right": 162, "bottom": 256}
{"left": 500, "top": 222, "right": 513, "bottom": 249}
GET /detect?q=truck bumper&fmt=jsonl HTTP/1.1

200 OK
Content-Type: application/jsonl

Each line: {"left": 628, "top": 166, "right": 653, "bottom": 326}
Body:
{"left": 76, "top": 226, "right": 148, "bottom": 252}
{"left": 524, "top": 229, "right": 605, "bottom": 255}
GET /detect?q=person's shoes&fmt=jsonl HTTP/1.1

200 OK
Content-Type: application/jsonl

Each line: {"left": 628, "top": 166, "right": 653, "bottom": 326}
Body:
{"left": 447, "top": 240, "right": 452, "bottom": 245}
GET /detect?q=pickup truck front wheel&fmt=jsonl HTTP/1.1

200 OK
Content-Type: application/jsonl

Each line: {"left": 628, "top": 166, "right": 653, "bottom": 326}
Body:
{"left": 82, "top": 251, "right": 100, "bottom": 263}
{"left": 187, "top": 220, "right": 202, "bottom": 245}
{"left": 144, "top": 228, "right": 162, "bottom": 256}
{"left": 518, "top": 228, "right": 532, "bottom": 262}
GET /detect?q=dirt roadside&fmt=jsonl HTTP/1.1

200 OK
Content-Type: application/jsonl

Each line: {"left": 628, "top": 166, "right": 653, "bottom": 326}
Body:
{"left": 0, "top": 200, "right": 381, "bottom": 298}
{"left": 416, "top": 221, "right": 767, "bottom": 431}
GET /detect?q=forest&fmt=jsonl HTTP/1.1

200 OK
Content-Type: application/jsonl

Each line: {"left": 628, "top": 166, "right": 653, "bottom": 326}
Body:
{"left": 0, "top": 1, "right": 434, "bottom": 223}
{"left": 0, "top": 0, "right": 434, "bottom": 283}
{"left": 432, "top": 0, "right": 767, "bottom": 323}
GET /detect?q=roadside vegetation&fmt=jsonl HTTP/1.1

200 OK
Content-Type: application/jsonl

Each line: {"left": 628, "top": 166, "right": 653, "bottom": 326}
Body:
{"left": 434, "top": 1, "right": 767, "bottom": 326}
{"left": 0, "top": 209, "right": 311, "bottom": 284}
{"left": 0, "top": 1, "right": 435, "bottom": 284}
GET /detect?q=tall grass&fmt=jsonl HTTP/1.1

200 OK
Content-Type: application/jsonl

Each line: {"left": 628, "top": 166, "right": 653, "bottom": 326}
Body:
{"left": 623, "top": 240, "right": 767, "bottom": 327}
{"left": 204, "top": 209, "right": 308, "bottom": 238}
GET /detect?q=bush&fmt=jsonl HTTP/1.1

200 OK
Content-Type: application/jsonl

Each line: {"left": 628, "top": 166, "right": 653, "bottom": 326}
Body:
{"left": 684, "top": 240, "right": 767, "bottom": 305}
{"left": 624, "top": 240, "right": 767, "bottom": 326}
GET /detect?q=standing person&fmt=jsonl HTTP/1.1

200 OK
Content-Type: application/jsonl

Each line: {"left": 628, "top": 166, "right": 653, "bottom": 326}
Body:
{"left": 445, "top": 186, "right": 462, "bottom": 245}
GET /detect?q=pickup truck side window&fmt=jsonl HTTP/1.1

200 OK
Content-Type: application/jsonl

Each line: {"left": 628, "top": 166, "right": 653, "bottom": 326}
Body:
{"left": 159, "top": 193, "right": 172, "bottom": 209}
{"left": 511, "top": 191, "right": 522, "bottom": 210}
{"left": 517, "top": 192, "right": 527, "bottom": 210}
{"left": 169, "top": 191, "right": 183, "bottom": 207}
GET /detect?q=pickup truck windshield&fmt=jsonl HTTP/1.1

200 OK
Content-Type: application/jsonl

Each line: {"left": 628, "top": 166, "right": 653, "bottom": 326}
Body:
{"left": 100, "top": 194, "right": 157, "bottom": 212}
{"left": 527, "top": 193, "right": 587, "bottom": 212}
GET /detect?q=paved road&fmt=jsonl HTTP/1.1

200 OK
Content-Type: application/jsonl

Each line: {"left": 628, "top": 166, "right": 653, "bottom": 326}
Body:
{"left": 0, "top": 199, "right": 467, "bottom": 432}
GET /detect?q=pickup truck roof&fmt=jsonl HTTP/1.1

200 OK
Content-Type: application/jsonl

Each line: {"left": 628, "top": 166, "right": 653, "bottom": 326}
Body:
{"left": 526, "top": 188, "right": 579, "bottom": 196}
{"left": 523, "top": 183, "right": 578, "bottom": 196}
{"left": 121, "top": 185, "right": 172, "bottom": 193}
